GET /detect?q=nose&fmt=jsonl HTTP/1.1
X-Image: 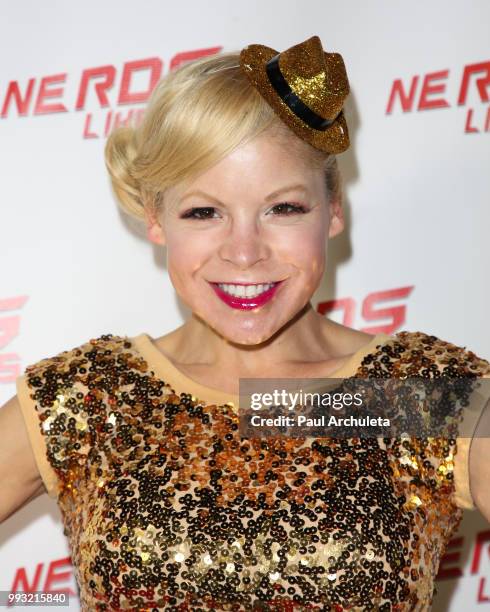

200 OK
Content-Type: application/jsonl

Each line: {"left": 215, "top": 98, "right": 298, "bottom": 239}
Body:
{"left": 217, "top": 216, "right": 272, "bottom": 269}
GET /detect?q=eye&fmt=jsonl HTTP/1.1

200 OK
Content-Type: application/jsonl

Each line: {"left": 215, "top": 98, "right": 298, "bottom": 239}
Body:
{"left": 180, "top": 207, "right": 218, "bottom": 220}
{"left": 270, "top": 202, "right": 308, "bottom": 215}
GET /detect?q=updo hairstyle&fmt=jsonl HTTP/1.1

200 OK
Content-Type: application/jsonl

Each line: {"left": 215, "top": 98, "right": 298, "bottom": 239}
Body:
{"left": 104, "top": 51, "right": 343, "bottom": 222}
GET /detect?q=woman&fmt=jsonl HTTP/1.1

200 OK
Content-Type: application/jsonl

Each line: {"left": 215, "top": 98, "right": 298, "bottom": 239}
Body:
{"left": 1, "top": 36, "right": 489, "bottom": 611}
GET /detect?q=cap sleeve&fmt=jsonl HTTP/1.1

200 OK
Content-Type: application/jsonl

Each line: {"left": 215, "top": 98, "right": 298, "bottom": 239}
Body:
{"left": 453, "top": 372, "right": 490, "bottom": 509}
{"left": 16, "top": 373, "right": 59, "bottom": 498}
{"left": 359, "top": 331, "right": 490, "bottom": 512}
{"left": 14, "top": 334, "right": 127, "bottom": 501}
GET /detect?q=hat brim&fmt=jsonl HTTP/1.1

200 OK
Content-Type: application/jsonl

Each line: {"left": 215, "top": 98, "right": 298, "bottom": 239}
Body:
{"left": 240, "top": 44, "right": 349, "bottom": 154}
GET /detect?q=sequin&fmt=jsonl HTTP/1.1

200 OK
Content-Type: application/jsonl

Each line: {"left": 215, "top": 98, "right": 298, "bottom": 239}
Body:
{"left": 21, "top": 330, "right": 490, "bottom": 611}
{"left": 240, "top": 37, "right": 350, "bottom": 154}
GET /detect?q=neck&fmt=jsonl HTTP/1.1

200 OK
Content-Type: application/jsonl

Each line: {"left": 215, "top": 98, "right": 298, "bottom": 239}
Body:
{"left": 162, "top": 303, "right": 347, "bottom": 375}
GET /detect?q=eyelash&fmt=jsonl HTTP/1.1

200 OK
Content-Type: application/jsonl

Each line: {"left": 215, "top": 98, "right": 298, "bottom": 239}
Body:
{"left": 180, "top": 202, "right": 308, "bottom": 220}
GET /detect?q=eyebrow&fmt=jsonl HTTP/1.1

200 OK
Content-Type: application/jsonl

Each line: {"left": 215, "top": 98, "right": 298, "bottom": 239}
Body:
{"left": 265, "top": 184, "right": 308, "bottom": 201}
{"left": 179, "top": 190, "right": 222, "bottom": 205}
{"left": 179, "top": 184, "right": 308, "bottom": 205}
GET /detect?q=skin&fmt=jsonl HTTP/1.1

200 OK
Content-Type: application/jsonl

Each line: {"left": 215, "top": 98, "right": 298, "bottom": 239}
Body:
{"left": 0, "top": 130, "right": 488, "bottom": 526}
{"left": 145, "top": 131, "right": 374, "bottom": 395}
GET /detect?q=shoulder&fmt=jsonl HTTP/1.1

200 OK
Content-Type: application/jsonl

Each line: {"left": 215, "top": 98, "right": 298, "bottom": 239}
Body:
{"left": 18, "top": 333, "right": 151, "bottom": 489}
{"left": 21, "top": 332, "right": 153, "bottom": 441}
{"left": 24, "top": 333, "right": 141, "bottom": 379}
{"left": 360, "top": 329, "right": 490, "bottom": 378}
{"left": 22, "top": 333, "right": 158, "bottom": 404}
{"left": 360, "top": 330, "right": 490, "bottom": 512}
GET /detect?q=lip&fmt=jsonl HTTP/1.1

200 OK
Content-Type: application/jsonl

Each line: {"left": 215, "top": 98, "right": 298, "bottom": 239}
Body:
{"left": 209, "top": 280, "right": 284, "bottom": 310}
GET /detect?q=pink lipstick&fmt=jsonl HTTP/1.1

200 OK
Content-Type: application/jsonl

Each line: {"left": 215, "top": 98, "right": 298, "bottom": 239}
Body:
{"left": 209, "top": 281, "right": 284, "bottom": 310}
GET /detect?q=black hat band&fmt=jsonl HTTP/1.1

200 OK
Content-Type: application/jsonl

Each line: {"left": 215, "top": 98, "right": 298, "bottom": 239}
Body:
{"left": 265, "top": 54, "right": 336, "bottom": 131}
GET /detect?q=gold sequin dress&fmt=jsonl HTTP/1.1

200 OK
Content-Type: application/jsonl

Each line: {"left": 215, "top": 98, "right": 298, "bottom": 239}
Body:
{"left": 16, "top": 330, "right": 490, "bottom": 611}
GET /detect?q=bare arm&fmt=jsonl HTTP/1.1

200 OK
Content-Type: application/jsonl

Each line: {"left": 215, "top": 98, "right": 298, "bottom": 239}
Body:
{"left": 0, "top": 395, "right": 45, "bottom": 523}
{"left": 469, "top": 399, "right": 490, "bottom": 523}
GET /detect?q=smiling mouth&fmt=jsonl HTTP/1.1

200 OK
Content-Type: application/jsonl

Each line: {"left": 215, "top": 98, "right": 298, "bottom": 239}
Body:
{"left": 208, "top": 280, "right": 285, "bottom": 311}
{"left": 210, "top": 281, "right": 281, "bottom": 299}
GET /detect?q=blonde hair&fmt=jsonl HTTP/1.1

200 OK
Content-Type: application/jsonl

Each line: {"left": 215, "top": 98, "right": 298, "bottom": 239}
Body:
{"left": 104, "top": 51, "right": 343, "bottom": 221}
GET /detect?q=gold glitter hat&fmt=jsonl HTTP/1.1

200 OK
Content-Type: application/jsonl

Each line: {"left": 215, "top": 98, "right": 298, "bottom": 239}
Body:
{"left": 239, "top": 35, "right": 350, "bottom": 153}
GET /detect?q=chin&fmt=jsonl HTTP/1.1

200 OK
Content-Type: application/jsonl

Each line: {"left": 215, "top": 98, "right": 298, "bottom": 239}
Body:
{"left": 214, "top": 322, "right": 280, "bottom": 346}
{"left": 225, "top": 334, "right": 272, "bottom": 347}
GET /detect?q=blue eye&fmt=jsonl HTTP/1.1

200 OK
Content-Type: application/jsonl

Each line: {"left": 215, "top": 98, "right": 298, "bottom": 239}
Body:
{"left": 271, "top": 202, "right": 308, "bottom": 215}
{"left": 181, "top": 207, "right": 218, "bottom": 220}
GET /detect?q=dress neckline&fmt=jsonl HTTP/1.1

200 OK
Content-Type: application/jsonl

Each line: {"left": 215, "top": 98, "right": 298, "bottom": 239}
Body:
{"left": 131, "top": 331, "right": 393, "bottom": 409}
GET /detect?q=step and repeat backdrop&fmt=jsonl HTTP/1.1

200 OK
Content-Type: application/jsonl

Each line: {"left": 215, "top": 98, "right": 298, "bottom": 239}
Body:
{"left": 1, "top": 1, "right": 489, "bottom": 609}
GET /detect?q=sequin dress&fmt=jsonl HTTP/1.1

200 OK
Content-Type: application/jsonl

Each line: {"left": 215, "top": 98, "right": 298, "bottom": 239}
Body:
{"left": 15, "top": 330, "right": 490, "bottom": 611}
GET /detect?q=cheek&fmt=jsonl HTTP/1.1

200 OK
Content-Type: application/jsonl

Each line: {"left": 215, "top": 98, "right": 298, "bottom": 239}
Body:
{"left": 165, "top": 233, "right": 208, "bottom": 285}
{"left": 275, "top": 223, "right": 327, "bottom": 276}
{"left": 299, "top": 243, "right": 326, "bottom": 284}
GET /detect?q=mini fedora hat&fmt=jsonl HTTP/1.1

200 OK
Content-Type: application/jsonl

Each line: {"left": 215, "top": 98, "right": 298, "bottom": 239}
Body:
{"left": 239, "top": 35, "right": 350, "bottom": 153}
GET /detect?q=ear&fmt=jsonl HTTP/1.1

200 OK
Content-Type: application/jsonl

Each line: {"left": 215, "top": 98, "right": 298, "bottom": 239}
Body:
{"left": 328, "top": 198, "right": 344, "bottom": 238}
{"left": 145, "top": 209, "right": 166, "bottom": 245}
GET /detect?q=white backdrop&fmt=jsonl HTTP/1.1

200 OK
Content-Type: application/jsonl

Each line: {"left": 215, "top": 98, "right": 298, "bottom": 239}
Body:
{"left": 1, "top": 1, "right": 489, "bottom": 610}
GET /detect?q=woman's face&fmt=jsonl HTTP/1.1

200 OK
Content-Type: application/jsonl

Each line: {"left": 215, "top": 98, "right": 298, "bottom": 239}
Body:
{"left": 148, "top": 131, "right": 344, "bottom": 345}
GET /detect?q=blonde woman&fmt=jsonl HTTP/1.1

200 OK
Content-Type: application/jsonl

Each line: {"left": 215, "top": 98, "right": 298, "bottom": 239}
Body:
{"left": 1, "top": 36, "right": 489, "bottom": 611}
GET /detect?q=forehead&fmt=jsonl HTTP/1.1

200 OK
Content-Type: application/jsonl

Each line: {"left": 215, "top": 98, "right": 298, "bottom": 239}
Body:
{"left": 178, "top": 132, "right": 323, "bottom": 193}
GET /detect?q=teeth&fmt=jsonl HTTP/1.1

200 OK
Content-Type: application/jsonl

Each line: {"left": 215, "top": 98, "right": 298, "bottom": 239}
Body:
{"left": 217, "top": 282, "right": 276, "bottom": 298}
